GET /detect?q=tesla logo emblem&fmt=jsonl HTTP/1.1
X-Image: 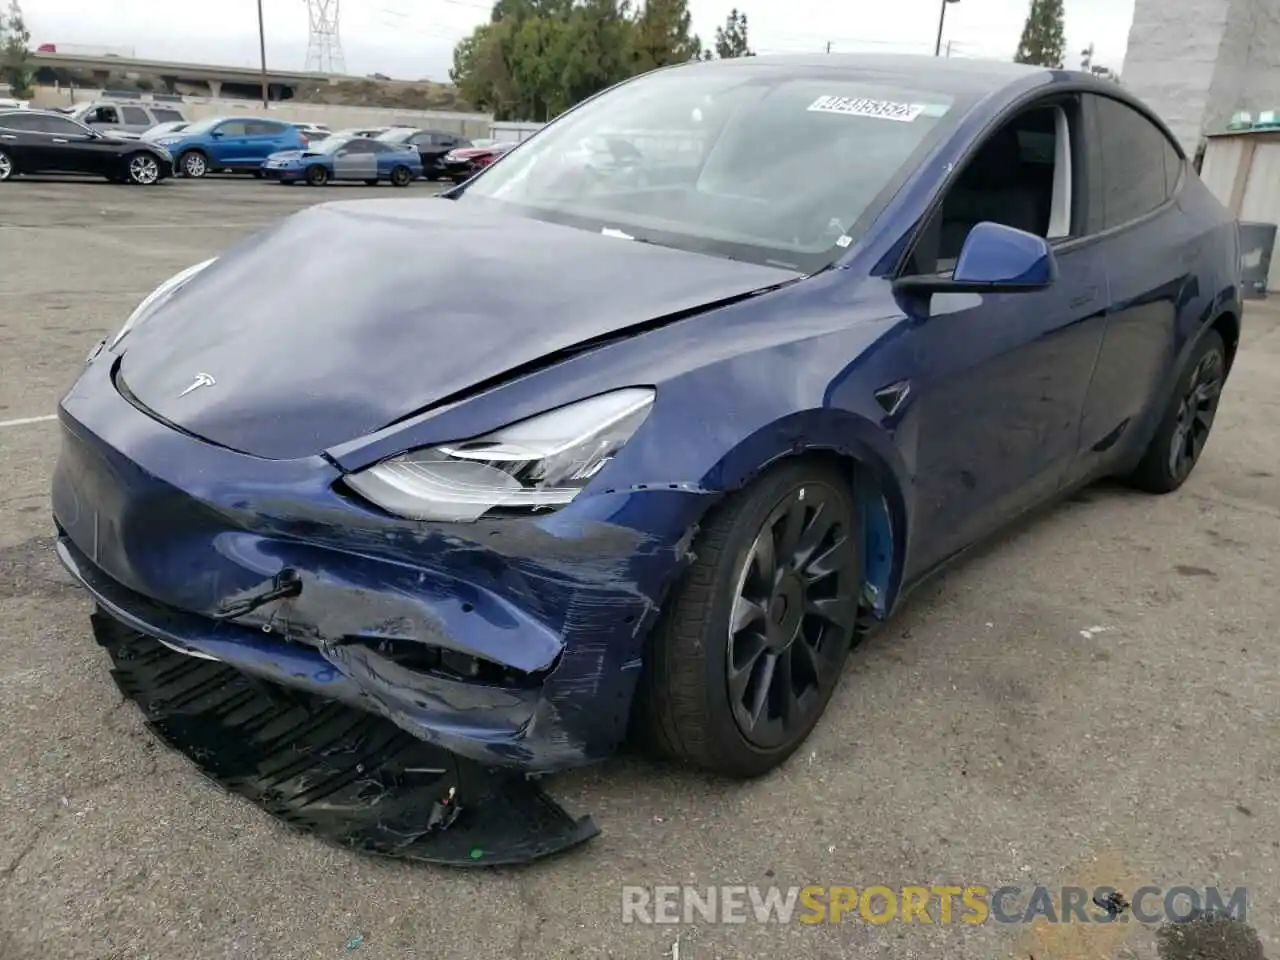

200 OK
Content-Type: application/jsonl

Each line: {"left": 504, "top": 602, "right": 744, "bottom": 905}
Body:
{"left": 179, "top": 372, "right": 216, "bottom": 397}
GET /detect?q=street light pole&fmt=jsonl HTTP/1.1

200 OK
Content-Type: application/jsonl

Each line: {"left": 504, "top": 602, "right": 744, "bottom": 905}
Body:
{"left": 934, "top": 0, "right": 959, "bottom": 57}
{"left": 257, "top": 0, "right": 270, "bottom": 108}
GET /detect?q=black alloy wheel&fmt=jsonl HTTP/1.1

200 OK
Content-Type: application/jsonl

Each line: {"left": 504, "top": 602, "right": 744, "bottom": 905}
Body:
{"left": 637, "top": 460, "right": 862, "bottom": 778}
{"left": 1167, "top": 346, "right": 1225, "bottom": 483}
{"left": 726, "top": 481, "right": 859, "bottom": 750}
{"left": 390, "top": 165, "right": 412, "bottom": 187}
{"left": 1128, "top": 329, "right": 1227, "bottom": 493}
{"left": 306, "top": 164, "right": 329, "bottom": 186}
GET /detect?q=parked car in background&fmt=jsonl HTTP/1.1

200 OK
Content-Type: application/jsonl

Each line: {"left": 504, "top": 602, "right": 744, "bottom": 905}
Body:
{"left": 291, "top": 122, "right": 331, "bottom": 145}
{"left": 261, "top": 135, "right": 422, "bottom": 186}
{"left": 152, "top": 116, "right": 306, "bottom": 178}
{"left": 376, "top": 127, "right": 471, "bottom": 180}
{"left": 329, "top": 126, "right": 393, "bottom": 140}
{"left": 141, "top": 121, "right": 189, "bottom": 142}
{"left": 65, "top": 101, "right": 187, "bottom": 138}
{"left": 440, "top": 140, "right": 516, "bottom": 181}
{"left": 0, "top": 109, "right": 172, "bottom": 184}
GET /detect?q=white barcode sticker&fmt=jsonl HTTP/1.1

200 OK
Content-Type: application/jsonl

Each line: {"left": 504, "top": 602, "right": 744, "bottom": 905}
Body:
{"left": 807, "top": 95, "right": 926, "bottom": 122}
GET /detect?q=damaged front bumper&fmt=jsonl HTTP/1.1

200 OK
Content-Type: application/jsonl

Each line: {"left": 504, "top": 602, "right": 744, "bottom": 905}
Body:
{"left": 52, "top": 356, "right": 716, "bottom": 773}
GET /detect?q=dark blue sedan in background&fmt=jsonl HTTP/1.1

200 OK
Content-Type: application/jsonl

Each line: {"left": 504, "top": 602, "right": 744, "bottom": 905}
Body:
{"left": 261, "top": 135, "right": 423, "bottom": 186}
{"left": 53, "top": 54, "right": 1240, "bottom": 802}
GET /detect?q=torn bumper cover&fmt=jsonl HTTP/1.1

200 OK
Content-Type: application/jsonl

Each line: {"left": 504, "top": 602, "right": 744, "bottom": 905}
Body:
{"left": 52, "top": 357, "right": 716, "bottom": 773}
{"left": 94, "top": 612, "right": 599, "bottom": 865}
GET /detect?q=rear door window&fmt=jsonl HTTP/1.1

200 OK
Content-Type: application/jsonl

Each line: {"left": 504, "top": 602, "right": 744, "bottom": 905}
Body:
{"left": 1090, "top": 94, "right": 1182, "bottom": 229}
{"left": 122, "top": 106, "right": 150, "bottom": 126}
{"left": 247, "top": 120, "right": 285, "bottom": 137}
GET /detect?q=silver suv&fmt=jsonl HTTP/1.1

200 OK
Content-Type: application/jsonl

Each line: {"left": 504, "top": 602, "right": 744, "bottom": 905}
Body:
{"left": 64, "top": 101, "right": 187, "bottom": 138}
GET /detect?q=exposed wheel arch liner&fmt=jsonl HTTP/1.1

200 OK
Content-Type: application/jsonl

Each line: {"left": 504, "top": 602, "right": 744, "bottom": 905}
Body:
{"left": 694, "top": 412, "right": 913, "bottom": 621}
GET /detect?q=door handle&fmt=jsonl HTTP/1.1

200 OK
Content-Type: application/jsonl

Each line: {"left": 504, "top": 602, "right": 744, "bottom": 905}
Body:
{"left": 52, "top": 138, "right": 68, "bottom": 143}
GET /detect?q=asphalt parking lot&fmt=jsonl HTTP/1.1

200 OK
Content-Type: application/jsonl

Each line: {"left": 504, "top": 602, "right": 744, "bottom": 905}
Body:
{"left": 2, "top": 176, "right": 1279, "bottom": 960}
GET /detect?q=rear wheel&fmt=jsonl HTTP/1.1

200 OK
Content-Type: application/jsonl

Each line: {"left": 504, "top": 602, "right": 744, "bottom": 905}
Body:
{"left": 1126, "top": 329, "right": 1227, "bottom": 493}
{"left": 180, "top": 150, "right": 208, "bottom": 178}
{"left": 636, "top": 460, "right": 862, "bottom": 778}
{"left": 389, "top": 165, "right": 412, "bottom": 187}
{"left": 126, "top": 152, "right": 161, "bottom": 185}
{"left": 306, "top": 164, "right": 329, "bottom": 186}
{"left": 0, "top": 148, "right": 14, "bottom": 181}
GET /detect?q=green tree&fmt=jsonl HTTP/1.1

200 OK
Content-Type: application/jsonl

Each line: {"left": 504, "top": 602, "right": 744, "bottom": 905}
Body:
{"left": 451, "top": 0, "right": 747, "bottom": 121}
{"left": 0, "top": 0, "right": 34, "bottom": 99}
{"left": 1013, "top": 0, "right": 1065, "bottom": 68}
{"left": 631, "top": 0, "right": 702, "bottom": 72}
{"left": 713, "top": 8, "right": 752, "bottom": 58}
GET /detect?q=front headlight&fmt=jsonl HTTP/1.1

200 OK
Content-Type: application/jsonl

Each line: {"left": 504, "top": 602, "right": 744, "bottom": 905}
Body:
{"left": 108, "top": 258, "right": 216, "bottom": 350}
{"left": 344, "top": 388, "right": 655, "bottom": 522}
{"left": 156, "top": 137, "right": 180, "bottom": 146}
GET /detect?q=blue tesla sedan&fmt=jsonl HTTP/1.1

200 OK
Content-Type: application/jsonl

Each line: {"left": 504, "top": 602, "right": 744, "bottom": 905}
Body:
{"left": 53, "top": 54, "right": 1241, "bottom": 783}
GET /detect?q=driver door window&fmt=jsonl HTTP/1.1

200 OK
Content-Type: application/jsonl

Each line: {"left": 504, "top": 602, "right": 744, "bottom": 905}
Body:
{"left": 905, "top": 103, "right": 1077, "bottom": 276}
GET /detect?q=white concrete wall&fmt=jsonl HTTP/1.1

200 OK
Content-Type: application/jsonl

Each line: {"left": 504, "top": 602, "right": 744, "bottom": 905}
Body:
{"left": 1123, "top": 0, "right": 1280, "bottom": 154}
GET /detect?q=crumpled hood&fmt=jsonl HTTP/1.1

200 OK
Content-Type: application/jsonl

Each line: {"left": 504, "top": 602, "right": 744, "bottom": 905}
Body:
{"left": 116, "top": 198, "right": 800, "bottom": 460}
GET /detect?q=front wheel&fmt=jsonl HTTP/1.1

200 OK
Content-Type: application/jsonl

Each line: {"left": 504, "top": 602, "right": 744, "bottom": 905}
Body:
{"left": 126, "top": 152, "right": 161, "bottom": 185}
{"left": 389, "top": 165, "right": 412, "bottom": 187}
{"left": 0, "top": 148, "right": 16, "bottom": 181}
{"left": 305, "top": 164, "right": 329, "bottom": 186}
{"left": 1125, "top": 329, "right": 1227, "bottom": 493}
{"left": 180, "top": 150, "right": 208, "bottom": 178}
{"left": 636, "top": 460, "right": 862, "bottom": 778}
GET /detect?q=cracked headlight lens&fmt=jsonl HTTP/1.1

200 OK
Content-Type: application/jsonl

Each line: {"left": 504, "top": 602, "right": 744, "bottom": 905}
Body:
{"left": 345, "top": 388, "right": 655, "bottom": 522}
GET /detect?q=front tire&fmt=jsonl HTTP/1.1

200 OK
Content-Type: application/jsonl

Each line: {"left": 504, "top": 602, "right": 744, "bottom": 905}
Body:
{"left": 389, "top": 165, "right": 412, "bottom": 187}
{"left": 180, "top": 150, "right": 208, "bottom": 179}
{"left": 0, "top": 147, "right": 14, "bottom": 181}
{"left": 1125, "top": 329, "right": 1227, "bottom": 493}
{"left": 126, "top": 152, "right": 161, "bottom": 185}
{"left": 305, "top": 164, "right": 329, "bottom": 186}
{"left": 636, "top": 460, "right": 862, "bottom": 778}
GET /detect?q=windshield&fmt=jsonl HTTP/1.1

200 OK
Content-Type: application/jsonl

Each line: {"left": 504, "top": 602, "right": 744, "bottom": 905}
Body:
{"left": 458, "top": 64, "right": 961, "bottom": 272}
{"left": 309, "top": 136, "right": 360, "bottom": 154}
{"left": 377, "top": 128, "right": 414, "bottom": 143}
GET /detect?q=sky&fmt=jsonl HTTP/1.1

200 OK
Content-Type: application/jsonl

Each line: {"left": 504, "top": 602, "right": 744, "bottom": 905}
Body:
{"left": 22, "top": 0, "right": 1137, "bottom": 83}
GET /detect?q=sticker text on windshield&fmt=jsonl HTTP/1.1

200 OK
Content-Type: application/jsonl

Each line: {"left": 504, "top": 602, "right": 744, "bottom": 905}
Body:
{"left": 807, "top": 96, "right": 926, "bottom": 122}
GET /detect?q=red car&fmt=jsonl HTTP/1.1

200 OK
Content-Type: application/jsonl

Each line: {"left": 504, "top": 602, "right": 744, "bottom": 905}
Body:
{"left": 440, "top": 139, "right": 516, "bottom": 181}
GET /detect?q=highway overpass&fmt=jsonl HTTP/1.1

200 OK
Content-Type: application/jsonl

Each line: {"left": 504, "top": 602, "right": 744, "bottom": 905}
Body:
{"left": 30, "top": 50, "right": 339, "bottom": 100}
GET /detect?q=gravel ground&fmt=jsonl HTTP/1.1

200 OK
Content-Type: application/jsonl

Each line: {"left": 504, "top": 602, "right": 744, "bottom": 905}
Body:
{"left": 0, "top": 176, "right": 1278, "bottom": 960}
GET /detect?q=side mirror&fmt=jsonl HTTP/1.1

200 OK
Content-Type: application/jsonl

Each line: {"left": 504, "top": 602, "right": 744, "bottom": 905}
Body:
{"left": 894, "top": 221, "right": 1058, "bottom": 296}
{"left": 210, "top": 130, "right": 224, "bottom": 139}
